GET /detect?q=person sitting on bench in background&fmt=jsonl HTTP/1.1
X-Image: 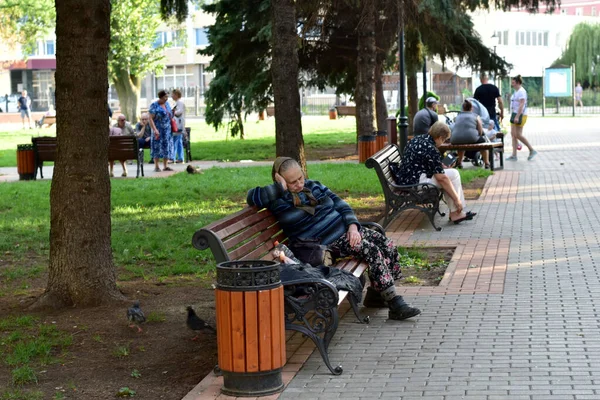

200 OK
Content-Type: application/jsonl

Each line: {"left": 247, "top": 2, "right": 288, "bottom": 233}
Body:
{"left": 135, "top": 113, "right": 152, "bottom": 150}
{"left": 393, "top": 122, "right": 477, "bottom": 225}
{"left": 450, "top": 99, "right": 490, "bottom": 169}
{"left": 412, "top": 97, "right": 439, "bottom": 135}
{"left": 109, "top": 115, "right": 135, "bottom": 177}
{"left": 247, "top": 157, "right": 422, "bottom": 321}
{"left": 35, "top": 105, "right": 56, "bottom": 128}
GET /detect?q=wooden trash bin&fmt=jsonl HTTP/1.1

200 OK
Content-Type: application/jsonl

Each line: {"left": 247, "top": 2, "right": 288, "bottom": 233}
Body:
{"left": 215, "top": 260, "right": 285, "bottom": 397}
{"left": 329, "top": 108, "right": 337, "bottom": 120}
{"left": 358, "top": 135, "right": 377, "bottom": 163}
{"left": 375, "top": 130, "right": 388, "bottom": 152}
{"left": 16, "top": 144, "right": 35, "bottom": 180}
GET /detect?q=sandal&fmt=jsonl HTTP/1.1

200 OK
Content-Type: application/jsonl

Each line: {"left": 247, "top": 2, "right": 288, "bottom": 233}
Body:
{"left": 163, "top": 167, "right": 174, "bottom": 171}
{"left": 154, "top": 167, "right": 161, "bottom": 172}
{"left": 455, "top": 162, "right": 463, "bottom": 169}
{"left": 484, "top": 164, "right": 490, "bottom": 169}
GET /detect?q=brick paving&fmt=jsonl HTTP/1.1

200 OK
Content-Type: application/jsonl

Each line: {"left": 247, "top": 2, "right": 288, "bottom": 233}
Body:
{"left": 185, "top": 118, "right": 600, "bottom": 399}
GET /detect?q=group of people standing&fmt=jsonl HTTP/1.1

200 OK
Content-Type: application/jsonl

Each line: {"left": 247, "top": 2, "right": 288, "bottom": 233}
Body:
{"left": 108, "top": 89, "right": 187, "bottom": 176}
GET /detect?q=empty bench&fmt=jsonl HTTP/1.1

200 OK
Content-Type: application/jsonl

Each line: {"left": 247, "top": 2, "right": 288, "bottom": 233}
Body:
{"left": 32, "top": 136, "right": 144, "bottom": 179}
{"left": 335, "top": 105, "right": 356, "bottom": 117}
{"left": 366, "top": 144, "right": 445, "bottom": 231}
{"left": 192, "top": 206, "right": 385, "bottom": 375}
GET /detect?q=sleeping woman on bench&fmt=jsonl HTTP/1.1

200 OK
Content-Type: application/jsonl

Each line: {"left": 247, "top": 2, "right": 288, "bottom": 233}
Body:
{"left": 247, "top": 157, "right": 421, "bottom": 321}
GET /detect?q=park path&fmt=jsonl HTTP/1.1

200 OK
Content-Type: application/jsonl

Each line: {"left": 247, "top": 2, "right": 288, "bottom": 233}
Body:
{"left": 183, "top": 116, "right": 600, "bottom": 400}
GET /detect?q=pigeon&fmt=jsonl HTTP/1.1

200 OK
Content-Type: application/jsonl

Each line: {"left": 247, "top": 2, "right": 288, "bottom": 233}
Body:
{"left": 186, "top": 306, "right": 216, "bottom": 340}
{"left": 127, "top": 301, "right": 146, "bottom": 333}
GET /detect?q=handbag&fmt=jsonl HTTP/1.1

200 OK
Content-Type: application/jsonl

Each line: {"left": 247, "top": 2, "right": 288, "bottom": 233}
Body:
{"left": 288, "top": 238, "right": 335, "bottom": 267}
{"left": 170, "top": 117, "right": 178, "bottom": 133}
{"left": 510, "top": 112, "right": 522, "bottom": 125}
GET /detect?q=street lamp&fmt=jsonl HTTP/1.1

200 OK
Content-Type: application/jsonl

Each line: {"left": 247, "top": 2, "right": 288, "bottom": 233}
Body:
{"left": 397, "top": 0, "right": 408, "bottom": 154}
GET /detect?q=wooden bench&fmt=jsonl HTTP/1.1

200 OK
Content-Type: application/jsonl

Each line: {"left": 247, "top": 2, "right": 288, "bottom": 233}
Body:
{"left": 35, "top": 115, "right": 56, "bottom": 128}
{"left": 335, "top": 105, "right": 356, "bottom": 117}
{"left": 438, "top": 133, "right": 505, "bottom": 171}
{"left": 32, "top": 136, "right": 144, "bottom": 179}
{"left": 366, "top": 144, "right": 445, "bottom": 231}
{"left": 192, "top": 206, "right": 385, "bottom": 375}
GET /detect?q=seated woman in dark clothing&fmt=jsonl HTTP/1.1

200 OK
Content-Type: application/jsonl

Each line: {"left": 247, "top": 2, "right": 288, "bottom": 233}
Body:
{"left": 393, "top": 122, "right": 476, "bottom": 224}
{"left": 247, "top": 157, "right": 421, "bottom": 321}
{"left": 451, "top": 99, "right": 490, "bottom": 169}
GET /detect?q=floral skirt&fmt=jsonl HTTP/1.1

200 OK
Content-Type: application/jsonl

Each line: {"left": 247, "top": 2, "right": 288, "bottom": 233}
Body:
{"left": 330, "top": 228, "right": 402, "bottom": 292}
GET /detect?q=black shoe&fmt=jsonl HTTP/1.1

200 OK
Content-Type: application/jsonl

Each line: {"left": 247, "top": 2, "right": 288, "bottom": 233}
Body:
{"left": 388, "top": 296, "right": 421, "bottom": 320}
{"left": 363, "top": 287, "right": 387, "bottom": 308}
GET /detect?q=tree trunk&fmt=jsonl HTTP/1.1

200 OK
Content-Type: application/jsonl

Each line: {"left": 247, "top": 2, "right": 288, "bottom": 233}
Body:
{"left": 374, "top": 62, "right": 388, "bottom": 132}
{"left": 36, "top": 0, "right": 124, "bottom": 309}
{"left": 407, "top": 71, "right": 418, "bottom": 135}
{"left": 271, "top": 0, "right": 306, "bottom": 173}
{"left": 113, "top": 72, "right": 141, "bottom": 123}
{"left": 355, "top": 1, "right": 376, "bottom": 139}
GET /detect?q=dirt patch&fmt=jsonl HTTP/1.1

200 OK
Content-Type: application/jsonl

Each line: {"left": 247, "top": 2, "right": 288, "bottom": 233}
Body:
{"left": 463, "top": 177, "right": 488, "bottom": 200}
{"left": 0, "top": 281, "right": 218, "bottom": 400}
{"left": 397, "top": 247, "right": 455, "bottom": 286}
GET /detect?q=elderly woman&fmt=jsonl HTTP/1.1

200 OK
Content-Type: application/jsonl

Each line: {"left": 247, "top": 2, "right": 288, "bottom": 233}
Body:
{"left": 147, "top": 90, "right": 175, "bottom": 172}
{"left": 171, "top": 89, "right": 186, "bottom": 164}
{"left": 451, "top": 99, "right": 490, "bottom": 169}
{"left": 247, "top": 157, "right": 421, "bottom": 321}
{"left": 394, "top": 122, "right": 476, "bottom": 224}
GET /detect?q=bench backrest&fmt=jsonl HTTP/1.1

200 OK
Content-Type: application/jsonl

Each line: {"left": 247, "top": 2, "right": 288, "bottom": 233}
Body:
{"left": 365, "top": 144, "right": 401, "bottom": 198}
{"left": 108, "top": 135, "right": 138, "bottom": 161}
{"left": 32, "top": 136, "right": 139, "bottom": 162}
{"left": 192, "top": 206, "right": 287, "bottom": 264}
{"left": 32, "top": 137, "right": 57, "bottom": 162}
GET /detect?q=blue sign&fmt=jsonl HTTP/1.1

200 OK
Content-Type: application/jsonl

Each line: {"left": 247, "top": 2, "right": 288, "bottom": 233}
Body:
{"left": 544, "top": 68, "right": 572, "bottom": 97}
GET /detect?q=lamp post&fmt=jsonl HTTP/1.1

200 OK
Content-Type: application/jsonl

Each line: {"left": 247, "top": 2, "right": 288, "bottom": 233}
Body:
{"left": 397, "top": 1, "right": 408, "bottom": 154}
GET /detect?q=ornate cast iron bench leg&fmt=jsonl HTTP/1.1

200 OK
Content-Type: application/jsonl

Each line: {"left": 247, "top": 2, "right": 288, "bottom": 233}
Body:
{"left": 283, "top": 279, "right": 343, "bottom": 375}
{"left": 347, "top": 293, "right": 370, "bottom": 324}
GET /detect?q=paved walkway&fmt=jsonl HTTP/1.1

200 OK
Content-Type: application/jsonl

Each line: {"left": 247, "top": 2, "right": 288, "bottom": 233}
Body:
{"left": 184, "top": 117, "right": 600, "bottom": 400}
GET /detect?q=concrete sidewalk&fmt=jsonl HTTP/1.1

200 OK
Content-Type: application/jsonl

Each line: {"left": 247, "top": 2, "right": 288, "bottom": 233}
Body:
{"left": 185, "top": 116, "right": 600, "bottom": 400}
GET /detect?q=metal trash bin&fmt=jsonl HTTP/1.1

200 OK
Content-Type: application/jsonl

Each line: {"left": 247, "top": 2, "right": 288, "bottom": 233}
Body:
{"left": 215, "top": 260, "right": 285, "bottom": 397}
{"left": 16, "top": 144, "right": 35, "bottom": 180}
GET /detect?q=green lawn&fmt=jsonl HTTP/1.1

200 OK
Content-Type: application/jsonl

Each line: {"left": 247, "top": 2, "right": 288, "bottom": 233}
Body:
{"left": 0, "top": 117, "right": 358, "bottom": 167}
{"left": 0, "top": 163, "right": 491, "bottom": 288}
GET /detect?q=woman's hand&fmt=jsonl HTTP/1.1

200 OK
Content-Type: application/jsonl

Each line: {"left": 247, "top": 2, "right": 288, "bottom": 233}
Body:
{"left": 274, "top": 172, "right": 287, "bottom": 191}
{"left": 153, "top": 129, "right": 160, "bottom": 140}
{"left": 346, "top": 224, "right": 362, "bottom": 248}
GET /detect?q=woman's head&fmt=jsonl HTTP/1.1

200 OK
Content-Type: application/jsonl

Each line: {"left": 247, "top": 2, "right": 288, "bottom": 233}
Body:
{"left": 157, "top": 90, "right": 169, "bottom": 104}
{"left": 511, "top": 75, "right": 523, "bottom": 88}
{"left": 428, "top": 121, "right": 451, "bottom": 142}
{"left": 272, "top": 157, "right": 304, "bottom": 193}
{"left": 462, "top": 99, "right": 473, "bottom": 112}
{"left": 171, "top": 89, "right": 182, "bottom": 101}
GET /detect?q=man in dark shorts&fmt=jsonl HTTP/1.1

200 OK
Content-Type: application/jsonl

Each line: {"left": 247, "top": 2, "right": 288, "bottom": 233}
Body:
{"left": 18, "top": 90, "right": 33, "bottom": 129}
{"left": 474, "top": 73, "right": 504, "bottom": 131}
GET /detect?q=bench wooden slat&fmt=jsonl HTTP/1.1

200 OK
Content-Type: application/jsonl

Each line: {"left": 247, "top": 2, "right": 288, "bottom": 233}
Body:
{"left": 227, "top": 225, "right": 282, "bottom": 260}
{"left": 222, "top": 216, "right": 280, "bottom": 251}
{"left": 204, "top": 207, "right": 264, "bottom": 235}
{"left": 218, "top": 213, "right": 279, "bottom": 243}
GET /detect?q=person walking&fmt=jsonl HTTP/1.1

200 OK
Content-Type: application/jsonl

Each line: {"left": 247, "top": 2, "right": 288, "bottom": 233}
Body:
{"left": 474, "top": 72, "right": 504, "bottom": 131}
{"left": 575, "top": 82, "right": 583, "bottom": 107}
{"left": 507, "top": 75, "right": 537, "bottom": 161}
{"left": 17, "top": 90, "right": 33, "bottom": 129}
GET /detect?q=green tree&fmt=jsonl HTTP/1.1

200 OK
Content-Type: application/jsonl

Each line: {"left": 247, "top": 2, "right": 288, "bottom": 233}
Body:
{"left": 554, "top": 22, "right": 600, "bottom": 87}
{"left": 0, "top": 0, "right": 55, "bottom": 55}
{"left": 109, "top": 0, "right": 168, "bottom": 122}
{"left": 32, "top": 0, "right": 188, "bottom": 309}
{"left": 200, "top": 0, "right": 272, "bottom": 140}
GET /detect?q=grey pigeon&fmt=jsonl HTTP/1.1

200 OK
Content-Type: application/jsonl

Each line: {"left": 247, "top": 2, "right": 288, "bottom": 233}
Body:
{"left": 186, "top": 306, "right": 215, "bottom": 340}
{"left": 127, "top": 301, "right": 146, "bottom": 332}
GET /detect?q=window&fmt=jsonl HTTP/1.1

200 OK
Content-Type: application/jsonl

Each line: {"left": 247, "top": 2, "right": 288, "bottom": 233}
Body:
{"left": 152, "top": 31, "right": 185, "bottom": 49}
{"left": 155, "top": 65, "right": 194, "bottom": 91}
{"left": 503, "top": 30, "right": 509, "bottom": 46}
{"left": 592, "top": 7, "right": 597, "bottom": 16}
{"left": 515, "top": 30, "right": 549, "bottom": 46}
{"left": 45, "top": 40, "right": 55, "bottom": 55}
{"left": 195, "top": 28, "right": 208, "bottom": 46}
{"left": 560, "top": 8, "right": 568, "bottom": 15}
{"left": 576, "top": 7, "right": 583, "bottom": 16}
